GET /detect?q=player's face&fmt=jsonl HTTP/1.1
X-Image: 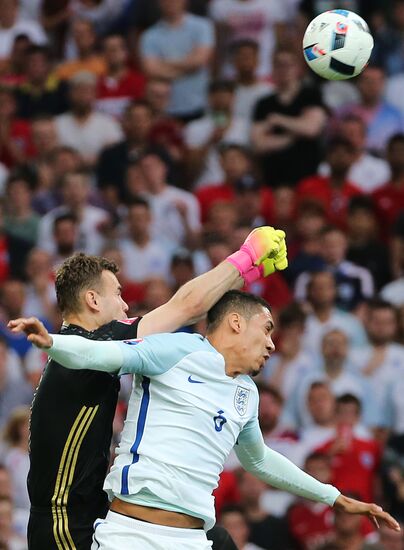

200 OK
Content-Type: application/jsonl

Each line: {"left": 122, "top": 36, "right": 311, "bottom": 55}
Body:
{"left": 239, "top": 307, "right": 275, "bottom": 376}
{"left": 97, "top": 270, "right": 129, "bottom": 322}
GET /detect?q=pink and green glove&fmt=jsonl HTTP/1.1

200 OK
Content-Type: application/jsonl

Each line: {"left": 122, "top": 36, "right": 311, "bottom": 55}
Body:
{"left": 226, "top": 227, "right": 287, "bottom": 284}
{"left": 243, "top": 236, "right": 288, "bottom": 285}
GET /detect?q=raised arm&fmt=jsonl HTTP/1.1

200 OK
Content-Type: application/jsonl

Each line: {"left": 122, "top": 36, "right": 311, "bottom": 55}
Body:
{"left": 138, "top": 261, "right": 240, "bottom": 336}
{"left": 137, "top": 227, "right": 287, "bottom": 337}
{"left": 236, "top": 418, "right": 400, "bottom": 531}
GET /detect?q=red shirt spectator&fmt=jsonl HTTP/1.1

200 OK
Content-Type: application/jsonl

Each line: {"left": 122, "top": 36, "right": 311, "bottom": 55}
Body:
{"left": 213, "top": 470, "right": 240, "bottom": 518}
{"left": 96, "top": 34, "right": 146, "bottom": 120}
{"left": 247, "top": 271, "right": 292, "bottom": 313}
{"left": 96, "top": 70, "right": 146, "bottom": 119}
{"left": 0, "top": 118, "right": 34, "bottom": 169}
{"left": 317, "top": 435, "right": 381, "bottom": 503}
{"left": 372, "top": 134, "right": 404, "bottom": 235}
{"left": 196, "top": 145, "right": 274, "bottom": 223}
{"left": 296, "top": 175, "right": 362, "bottom": 229}
{"left": 121, "top": 281, "right": 146, "bottom": 310}
{"left": 372, "top": 183, "right": 404, "bottom": 234}
{"left": 288, "top": 501, "right": 375, "bottom": 550}
{"left": 197, "top": 182, "right": 274, "bottom": 224}
{"left": 0, "top": 88, "right": 35, "bottom": 169}
{"left": 289, "top": 501, "right": 335, "bottom": 550}
{"left": 0, "top": 236, "right": 9, "bottom": 283}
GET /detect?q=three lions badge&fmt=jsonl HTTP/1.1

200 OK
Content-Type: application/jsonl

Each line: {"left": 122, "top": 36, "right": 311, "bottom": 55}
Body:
{"left": 234, "top": 386, "right": 250, "bottom": 416}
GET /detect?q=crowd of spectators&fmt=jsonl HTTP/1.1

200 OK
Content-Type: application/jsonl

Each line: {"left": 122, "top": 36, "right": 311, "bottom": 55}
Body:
{"left": 1, "top": 0, "right": 404, "bottom": 548}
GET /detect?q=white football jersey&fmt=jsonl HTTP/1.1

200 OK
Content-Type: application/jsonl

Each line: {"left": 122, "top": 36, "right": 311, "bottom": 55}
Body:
{"left": 47, "top": 331, "right": 341, "bottom": 531}
{"left": 104, "top": 333, "right": 258, "bottom": 530}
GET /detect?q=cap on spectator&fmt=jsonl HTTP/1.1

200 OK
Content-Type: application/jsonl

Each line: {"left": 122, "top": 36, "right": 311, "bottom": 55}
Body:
{"left": 171, "top": 248, "right": 194, "bottom": 267}
{"left": 69, "top": 70, "right": 97, "bottom": 87}
{"left": 234, "top": 174, "right": 261, "bottom": 193}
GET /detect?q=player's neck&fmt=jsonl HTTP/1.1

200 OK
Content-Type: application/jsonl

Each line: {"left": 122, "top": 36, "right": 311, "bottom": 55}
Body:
{"left": 62, "top": 313, "right": 102, "bottom": 332}
{"left": 205, "top": 333, "right": 240, "bottom": 377}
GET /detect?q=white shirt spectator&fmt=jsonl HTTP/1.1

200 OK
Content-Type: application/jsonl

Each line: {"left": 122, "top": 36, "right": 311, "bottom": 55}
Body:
{"left": 65, "top": 0, "right": 126, "bottom": 59}
{"left": 0, "top": 161, "right": 8, "bottom": 197}
{"left": 147, "top": 186, "right": 201, "bottom": 248}
{"left": 23, "top": 282, "right": 57, "bottom": 320}
{"left": 300, "top": 425, "right": 336, "bottom": 452}
{"left": 233, "top": 81, "right": 274, "bottom": 122}
{"left": 322, "top": 80, "right": 360, "bottom": 111}
{"left": 300, "top": 424, "right": 372, "bottom": 454}
{"left": 380, "top": 278, "right": 404, "bottom": 307}
{"left": 209, "top": 0, "right": 287, "bottom": 78}
{"left": 350, "top": 343, "right": 404, "bottom": 425}
{"left": 140, "top": 14, "right": 214, "bottom": 117}
{"left": 386, "top": 73, "right": 404, "bottom": 119}
{"left": 118, "top": 238, "right": 171, "bottom": 283}
{"left": 24, "top": 346, "right": 48, "bottom": 379}
{"left": 0, "top": 18, "right": 47, "bottom": 59}
{"left": 319, "top": 153, "right": 391, "bottom": 193}
{"left": 383, "top": 373, "right": 404, "bottom": 434}
{"left": 245, "top": 543, "right": 266, "bottom": 550}
{"left": 261, "top": 489, "right": 296, "bottom": 518}
{"left": 303, "top": 309, "right": 368, "bottom": 359}
{"left": 19, "top": 0, "right": 42, "bottom": 23}
{"left": 295, "top": 262, "right": 374, "bottom": 307}
{"left": 37, "top": 205, "right": 109, "bottom": 256}
{"left": 55, "top": 111, "right": 123, "bottom": 161}
{"left": 261, "top": 350, "right": 314, "bottom": 400}
{"left": 6, "top": 349, "right": 23, "bottom": 384}
{"left": 283, "top": 368, "right": 376, "bottom": 429}
{"left": 70, "top": 0, "right": 124, "bottom": 32}
{"left": 4, "top": 448, "right": 29, "bottom": 512}
{"left": 184, "top": 115, "right": 249, "bottom": 187}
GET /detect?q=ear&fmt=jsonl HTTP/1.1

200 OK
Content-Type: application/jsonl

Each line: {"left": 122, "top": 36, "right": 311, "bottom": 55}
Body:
{"left": 84, "top": 289, "right": 100, "bottom": 313}
{"left": 228, "top": 312, "right": 243, "bottom": 334}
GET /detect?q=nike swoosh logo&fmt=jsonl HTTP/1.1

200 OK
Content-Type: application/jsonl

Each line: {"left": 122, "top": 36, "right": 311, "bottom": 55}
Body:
{"left": 188, "top": 375, "right": 204, "bottom": 384}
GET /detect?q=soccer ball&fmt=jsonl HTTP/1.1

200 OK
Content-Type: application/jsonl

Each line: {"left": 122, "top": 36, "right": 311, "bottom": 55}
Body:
{"left": 302, "top": 10, "right": 374, "bottom": 80}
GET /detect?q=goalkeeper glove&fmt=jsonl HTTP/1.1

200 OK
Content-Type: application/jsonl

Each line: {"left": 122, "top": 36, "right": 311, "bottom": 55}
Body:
{"left": 243, "top": 233, "right": 288, "bottom": 285}
{"left": 226, "top": 226, "right": 285, "bottom": 276}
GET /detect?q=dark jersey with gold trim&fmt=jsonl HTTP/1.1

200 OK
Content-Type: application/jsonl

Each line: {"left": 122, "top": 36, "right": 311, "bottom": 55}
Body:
{"left": 28, "top": 318, "right": 141, "bottom": 519}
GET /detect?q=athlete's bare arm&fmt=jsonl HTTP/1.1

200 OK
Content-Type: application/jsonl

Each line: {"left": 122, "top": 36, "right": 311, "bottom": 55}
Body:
{"left": 137, "top": 261, "right": 241, "bottom": 337}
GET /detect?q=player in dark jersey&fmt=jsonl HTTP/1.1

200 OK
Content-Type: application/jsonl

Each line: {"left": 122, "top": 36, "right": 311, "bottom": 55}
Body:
{"left": 11, "top": 228, "right": 287, "bottom": 549}
{"left": 27, "top": 318, "right": 142, "bottom": 550}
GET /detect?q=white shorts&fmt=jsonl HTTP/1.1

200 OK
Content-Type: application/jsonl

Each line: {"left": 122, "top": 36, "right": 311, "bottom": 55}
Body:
{"left": 91, "top": 511, "right": 213, "bottom": 550}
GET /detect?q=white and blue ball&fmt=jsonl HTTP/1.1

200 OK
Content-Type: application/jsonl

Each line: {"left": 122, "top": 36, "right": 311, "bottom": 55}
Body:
{"left": 303, "top": 10, "right": 374, "bottom": 80}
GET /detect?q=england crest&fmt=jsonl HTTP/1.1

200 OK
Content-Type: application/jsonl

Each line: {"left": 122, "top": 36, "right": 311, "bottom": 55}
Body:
{"left": 234, "top": 386, "right": 250, "bottom": 416}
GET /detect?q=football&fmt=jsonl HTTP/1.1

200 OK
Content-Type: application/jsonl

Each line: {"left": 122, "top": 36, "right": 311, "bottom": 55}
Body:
{"left": 302, "top": 9, "right": 374, "bottom": 80}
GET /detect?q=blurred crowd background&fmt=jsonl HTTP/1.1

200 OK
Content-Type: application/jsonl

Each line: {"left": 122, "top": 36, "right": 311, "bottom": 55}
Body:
{"left": 1, "top": 0, "right": 404, "bottom": 548}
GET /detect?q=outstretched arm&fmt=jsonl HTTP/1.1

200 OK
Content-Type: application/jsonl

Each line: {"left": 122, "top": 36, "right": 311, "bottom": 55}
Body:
{"left": 138, "top": 227, "right": 287, "bottom": 337}
{"left": 7, "top": 319, "right": 188, "bottom": 377}
{"left": 236, "top": 418, "right": 400, "bottom": 532}
{"left": 7, "top": 319, "right": 127, "bottom": 374}
{"left": 236, "top": 419, "right": 339, "bottom": 505}
{"left": 138, "top": 261, "right": 241, "bottom": 336}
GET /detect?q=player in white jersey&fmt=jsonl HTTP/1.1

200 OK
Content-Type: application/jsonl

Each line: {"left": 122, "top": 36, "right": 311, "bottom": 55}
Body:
{"left": 12, "top": 292, "right": 400, "bottom": 550}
